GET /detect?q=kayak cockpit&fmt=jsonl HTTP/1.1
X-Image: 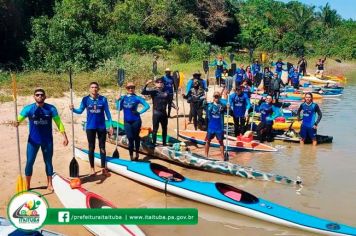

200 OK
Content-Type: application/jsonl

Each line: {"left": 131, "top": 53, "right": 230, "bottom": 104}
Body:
{"left": 216, "top": 183, "right": 259, "bottom": 204}
{"left": 151, "top": 163, "right": 184, "bottom": 182}
{"left": 87, "top": 193, "right": 115, "bottom": 209}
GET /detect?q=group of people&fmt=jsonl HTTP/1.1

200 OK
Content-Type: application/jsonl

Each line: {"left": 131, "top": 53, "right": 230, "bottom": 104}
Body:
{"left": 14, "top": 57, "right": 323, "bottom": 191}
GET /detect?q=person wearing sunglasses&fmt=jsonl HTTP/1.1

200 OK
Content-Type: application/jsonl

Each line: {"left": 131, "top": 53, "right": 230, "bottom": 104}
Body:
{"left": 142, "top": 77, "right": 178, "bottom": 147}
{"left": 116, "top": 82, "right": 150, "bottom": 160}
{"left": 205, "top": 92, "right": 227, "bottom": 159}
{"left": 15, "top": 88, "right": 68, "bottom": 191}
{"left": 70, "top": 82, "right": 113, "bottom": 176}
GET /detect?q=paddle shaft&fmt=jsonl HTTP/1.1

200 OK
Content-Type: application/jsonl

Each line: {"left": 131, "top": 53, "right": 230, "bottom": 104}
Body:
{"left": 115, "top": 87, "right": 123, "bottom": 148}
{"left": 175, "top": 86, "right": 179, "bottom": 140}
{"left": 250, "top": 85, "right": 256, "bottom": 131}
{"left": 225, "top": 79, "right": 230, "bottom": 157}
{"left": 69, "top": 69, "right": 75, "bottom": 159}
{"left": 12, "top": 74, "right": 22, "bottom": 176}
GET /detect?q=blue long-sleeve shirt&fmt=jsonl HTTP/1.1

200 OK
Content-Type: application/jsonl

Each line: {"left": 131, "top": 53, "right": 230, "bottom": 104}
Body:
{"left": 186, "top": 79, "right": 208, "bottom": 93}
{"left": 291, "top": 71, "right": 302, "bottom": 85}
{"left": 229, "top": 93, "right": 251, "bottom": 118}
{"left": 209, "top": 59, "right": 228, "bottom": 69}
{"left": 73, "top": 95, "right": 112, "bottom": 129}
{"left": 258, "top": 102, "right": 281, "bottom": 124}
{"left": 116, "top": 94, "right": 150, "bottom": 122}
{"left": 233, "top": 68, "right": 245, "bottom": 84}
{"left": 272, "top": 61, "right": 285, "bottom": 72}
{"left": 163, "top": 75, "right": 175, "bottom": 95}
{"left": 252, "top": 63, "right": 261, "bottom": 75}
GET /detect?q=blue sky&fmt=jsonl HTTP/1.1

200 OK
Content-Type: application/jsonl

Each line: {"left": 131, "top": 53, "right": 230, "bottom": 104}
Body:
{"left": 278, "top": 0, "right": 356, "bottom": 20}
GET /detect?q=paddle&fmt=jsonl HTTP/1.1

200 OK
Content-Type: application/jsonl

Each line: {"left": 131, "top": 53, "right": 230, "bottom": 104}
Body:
{"left": 112, "top": 69, "right": 125, "bottom": 158}
{"left": 181, "top": 79, "right": 188, "bottom": 130}
{"left": 173, "top": 71, "right": 180, "bottom": 140}
{"left": 224, "top": 78, "right": 231, "bottom": 161}
{"left": 69, "top": 68, "right": 81, "bottom": 188}
{"left": 249, "top": 85, "right": 257, "bottom": 131}
{"left": 12, "top": 73, "right": 27, "bottom": 193}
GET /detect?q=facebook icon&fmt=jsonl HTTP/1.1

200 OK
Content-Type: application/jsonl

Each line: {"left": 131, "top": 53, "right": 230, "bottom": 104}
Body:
{"left": 58, "top": 211, "right": 70, "bottom": 223}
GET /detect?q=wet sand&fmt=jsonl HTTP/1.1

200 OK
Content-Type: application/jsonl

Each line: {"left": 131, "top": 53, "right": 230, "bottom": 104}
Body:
{"left": 1, "top": 73, "right": 356, "bottom": 235}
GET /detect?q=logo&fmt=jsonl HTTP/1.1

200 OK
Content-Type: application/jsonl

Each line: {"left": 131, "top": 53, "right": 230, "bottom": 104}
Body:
{"left": 58, "top": 211, "right": 70, "bottom": 223}
{"left": 8, "top": 191, "right": 48, "bottom": 230}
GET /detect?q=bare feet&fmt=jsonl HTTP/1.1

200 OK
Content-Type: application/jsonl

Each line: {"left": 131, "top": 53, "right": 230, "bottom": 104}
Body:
{"left": 102, "top": 168, "right": 111, "bottom": 177}
{"left": 90, "top": 168, "right": 96, "bottom": 176}
{"left": 47, "top": 185, "right": 54, "bottom": 192}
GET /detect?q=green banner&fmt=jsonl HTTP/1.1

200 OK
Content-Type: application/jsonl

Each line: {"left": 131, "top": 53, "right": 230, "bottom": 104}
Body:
{"left": 45, "top": 208, "right": 198, "bottom": 225}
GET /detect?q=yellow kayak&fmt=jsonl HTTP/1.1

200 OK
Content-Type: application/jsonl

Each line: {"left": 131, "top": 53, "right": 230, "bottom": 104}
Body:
{"left": 253, "top": 120, "right": 301, "bottom": 131}
{"left": 316, "top": 74, "right": 347, "bottom": 83}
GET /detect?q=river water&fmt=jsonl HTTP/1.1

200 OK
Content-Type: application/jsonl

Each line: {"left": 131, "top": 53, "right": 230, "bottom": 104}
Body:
{"left": 139, "top": 77, "right": 356, "bottom": 235}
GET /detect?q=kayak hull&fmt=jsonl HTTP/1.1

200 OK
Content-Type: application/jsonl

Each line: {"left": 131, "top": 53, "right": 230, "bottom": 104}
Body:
{"left": 75, "top": 148, "right": 356, "bottom": 236}
{"left": 110, "top": 135, "right": 297, "bottom": 184}
{"left": 52, "top": 173, "right": 145, "bottom": 236}
{"left": 178, "top": 130, "right": 277, "bottom": 152}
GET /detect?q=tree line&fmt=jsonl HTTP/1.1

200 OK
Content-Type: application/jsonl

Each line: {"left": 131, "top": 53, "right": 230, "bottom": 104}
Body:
{"left": 0, "top": 0, "right": 355, "bottom": 71}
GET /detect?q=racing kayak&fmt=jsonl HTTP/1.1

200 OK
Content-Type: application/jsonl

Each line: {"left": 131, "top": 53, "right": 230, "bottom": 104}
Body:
{"left": 301, "top": 76, "right": 338, "bottom": 85}
{"left": 109, "top": 135, "right": 298, "bottom": 184}
{"left": 52, "top": 173, "right": 145, "bottom": 236}
{"left": 274, "top": 130, "right": 333, "bottom": 144}
{"left": 178, "top": 130, "right": 277, "bottom": 152}
{"left": 75, "top": 148, "right": 356, "bottom": 236}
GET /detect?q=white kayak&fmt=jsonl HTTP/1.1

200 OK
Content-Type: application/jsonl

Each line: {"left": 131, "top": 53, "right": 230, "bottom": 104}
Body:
{"left": 301, "top": 76, "right": 338, "bottom": 85}
{"left": 52, "top": 173, "right": 145, "bottom": 236}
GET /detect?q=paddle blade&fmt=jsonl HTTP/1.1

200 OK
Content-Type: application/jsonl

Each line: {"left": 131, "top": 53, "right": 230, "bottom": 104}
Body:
{"left": 203, "top": 60, "right": 209, "bottom": 73}
{"left": 112, "top": 148, "right": 120, "bottom": 158}
{"left": 152, "top": 61, "right": 158, "bottom": 75}
{"left": 16, "top": 175, "right": 27, "bottom": 193}
{"left": 70, "top": 178, "right": 81, "bottom": 189}
{"left": 69, "top": 157, "right": 79, "bottom": 178}
{"left": 117, "top": 68, "right": 125, "bottom": 86}
{"left": 230, "top": 63, "right": 236, "bottom": 75}
{"left": 224, "top": 152, "right": 229, "bottom": 161}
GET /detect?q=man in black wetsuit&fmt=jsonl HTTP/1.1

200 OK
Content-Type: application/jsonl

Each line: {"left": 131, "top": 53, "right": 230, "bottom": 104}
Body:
{"left": 142, "top": 77, "right": 178, "bottom": 146}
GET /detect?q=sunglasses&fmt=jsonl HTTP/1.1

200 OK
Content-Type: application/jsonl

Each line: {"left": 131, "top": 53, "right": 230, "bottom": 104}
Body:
{"left": 35, "top": 93, "right": 45, "bottom": 97}
{"left": 127, "top": 86, "right": 135, "bottom": 89}
{"left": 213, "top": 95, "right": 220, "bottom": 99}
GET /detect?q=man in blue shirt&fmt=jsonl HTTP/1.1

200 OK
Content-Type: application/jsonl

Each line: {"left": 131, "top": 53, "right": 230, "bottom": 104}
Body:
{"left": 291, "top": 68, "right": 302, "bottom": 89}
{"left": 233, "top": 64, "right": 245, "bottom": 88}
{"left": 16, "top": 88, "right": 68, "bottom": 191}
{"left": 209, "top": 55, "right": 228, "bottom": 86}
{"left": 205, "top": 92, "right": 226, "bottom": 160}
{"left": 297, "top": 92, "right": 322, "bottom": 146}
{"left": 71, "top": 82, "right": 113, "bottom": 176}
{"left": 252, "top": 59, "right": 262, "bottom": 86}
{"left": 229, "top": 86, "right": 251, "bottom": 136}
{"left": 272, "top": 58, "right": 285, "bottom": 79}
{"left": 116, "top": 82, "right": 150, "bottom": 160}
{"left": 162, "top": 68, "right": 175, "bottom": 118}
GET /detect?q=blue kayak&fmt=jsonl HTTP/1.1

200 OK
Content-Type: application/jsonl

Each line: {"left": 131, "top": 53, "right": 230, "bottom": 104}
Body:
{"left": 75, "top": 147, "right": 356, "bottom": 235}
